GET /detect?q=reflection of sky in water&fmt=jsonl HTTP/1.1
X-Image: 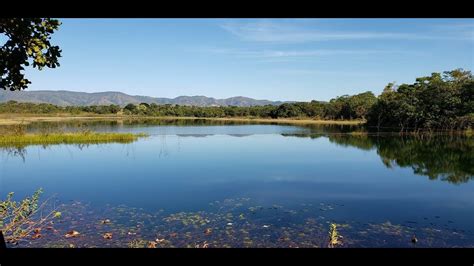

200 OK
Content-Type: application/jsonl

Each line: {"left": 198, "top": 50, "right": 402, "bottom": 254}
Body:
{"left": 1, "top": 124, "right": 474, "bottom": 240}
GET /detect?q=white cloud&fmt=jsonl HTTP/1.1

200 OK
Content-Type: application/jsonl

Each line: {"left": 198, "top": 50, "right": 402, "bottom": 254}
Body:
{"left": 220, "top": 20, "right": 472, "bottom": 43}
{"left": 271, "top": 69, "right": 381, "bottom": 77}
{"left": 205, "top": 48, "right": 417, "bottom": 59}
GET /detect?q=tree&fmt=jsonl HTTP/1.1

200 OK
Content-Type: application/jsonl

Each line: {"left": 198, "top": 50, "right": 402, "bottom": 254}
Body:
{"left": 367, "top": 69, "right": 473, "bottom": 132}
{"left": 270, "top": 103, "right": 303, "bottom": 118}
{"left": 124, "top": 103, "right": 137, "bottom": 113}
{"left": 1, "top": 18, "right": 62, "bottom": 91}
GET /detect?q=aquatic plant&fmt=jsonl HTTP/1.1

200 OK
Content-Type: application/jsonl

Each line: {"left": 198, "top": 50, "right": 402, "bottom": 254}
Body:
{"left": 0, "top": 132, "right": 148, "bottom": 147}
{"left": 328, "top": 223, "right": 341, "bottom": 248}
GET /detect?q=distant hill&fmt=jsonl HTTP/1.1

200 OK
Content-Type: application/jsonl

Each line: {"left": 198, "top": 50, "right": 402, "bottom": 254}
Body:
{"left": 0, "top": 90, "right": 286, "bottom": 107}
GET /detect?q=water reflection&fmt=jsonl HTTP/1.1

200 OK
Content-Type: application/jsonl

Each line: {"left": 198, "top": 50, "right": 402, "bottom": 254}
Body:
{"left": 2, "top": 120, "right": 472, "bottom": 185}
{"left": 283, "top": 133, "right": 474, "bottom": 184}
{"left": 2, "top": 120, "right": 474, "bottom": 247}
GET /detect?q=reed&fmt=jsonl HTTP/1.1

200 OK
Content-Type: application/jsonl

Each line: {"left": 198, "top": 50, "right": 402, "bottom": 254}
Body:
{"left": 0, "top": 132, "right": 148, "bottom": 146}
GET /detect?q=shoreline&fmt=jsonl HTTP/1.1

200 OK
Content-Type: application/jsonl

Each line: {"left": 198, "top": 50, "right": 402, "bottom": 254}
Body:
{"left": 0, "top": 114, "right": 364, "bottom": 126}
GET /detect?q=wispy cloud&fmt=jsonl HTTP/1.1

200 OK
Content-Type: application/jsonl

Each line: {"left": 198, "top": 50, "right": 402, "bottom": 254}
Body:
{"left": 432, "top": 22, "right": 474, "bottom": 39}
{"left": 220, "top": 20, "right": 473, "bottom": 43}
{"left": 271, "top": 69, "right": 381, "bottom": 77}
{"left": 205, "top": 48, "right": 419, "bottom": 59}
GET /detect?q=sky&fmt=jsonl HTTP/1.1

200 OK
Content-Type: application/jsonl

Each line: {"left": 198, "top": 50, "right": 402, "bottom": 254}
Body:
{"left": 20, "top": 18, "right": 474, "bottom": 102}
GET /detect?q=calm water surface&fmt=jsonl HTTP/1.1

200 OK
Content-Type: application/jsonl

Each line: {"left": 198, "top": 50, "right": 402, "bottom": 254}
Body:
{"left": 1, "top": 120, "right": 473, "bottom": 247}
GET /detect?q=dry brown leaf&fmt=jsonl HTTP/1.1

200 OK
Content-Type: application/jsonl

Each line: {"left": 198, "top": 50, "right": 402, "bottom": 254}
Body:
{"left": 147, "top": 241, "right": 157, "bottom": 248}
{"left": 31, "top": 233, "right": 42, "bottom": 239}
{"left": 65, "top": 230, "right": 80, "bottom": 238}
{"left": 204, "top": 228, "right": 212, "bottom": 235}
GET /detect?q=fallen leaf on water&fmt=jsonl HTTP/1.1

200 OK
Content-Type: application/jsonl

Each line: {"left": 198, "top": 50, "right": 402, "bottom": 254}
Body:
{"left": 147, "top": 241, "right": 157, "bottom": 248}
{"left": 103, "top": 233, "right": 113, "bottom": 239}
{"left": 31, "top": 233, "right": 42, "bottom": 239}
{"left": 34, "top": 228, "right": 41, "bottom": 234}
{"left": 204, "top": 228, "right": 212, "bottom": 235}
{"left": 65, "top": 230, "right": 80, "bottom": 238}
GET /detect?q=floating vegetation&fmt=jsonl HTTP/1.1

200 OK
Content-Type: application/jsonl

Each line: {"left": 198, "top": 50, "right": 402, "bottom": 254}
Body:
{"left": 6, "top": 197, "right": 474, "bottom": 248}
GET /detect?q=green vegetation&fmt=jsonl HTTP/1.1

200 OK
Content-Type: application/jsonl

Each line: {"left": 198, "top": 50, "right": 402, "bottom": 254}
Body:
{"left": 0, "top": 188, "right": 61, "bottom": 244}
{"left": 328, "top": 223, "right": 341, "bottom": 248}
{"left": 0, "top": 132, "right": 146, "bottom": 146}
{"left": 367, "top": 69, "right": 473, "bottom": 132}
{"left": 0, "top": 93, "right": 376, "bottom": 120}
{"left": 1, "top": 18, "right": 62, "bottom": 91}
{"left": 0, "top": 125, "right": 147, "bottom": 147}
{"left": 0, "top": 68, "right": 471, "bottom": 132}
{"left": 0, "top": 102, "right": 123, "bottom": 115}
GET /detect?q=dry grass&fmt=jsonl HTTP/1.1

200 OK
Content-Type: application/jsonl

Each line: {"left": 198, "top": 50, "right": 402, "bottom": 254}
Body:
{"left": 0, "top": 114, "right": 364, "bottom": 126}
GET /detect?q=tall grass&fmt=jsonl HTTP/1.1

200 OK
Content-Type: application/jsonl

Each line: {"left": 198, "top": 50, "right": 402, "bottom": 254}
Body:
{"left": 0, "top": 130, "right": 148, "bottom": 147}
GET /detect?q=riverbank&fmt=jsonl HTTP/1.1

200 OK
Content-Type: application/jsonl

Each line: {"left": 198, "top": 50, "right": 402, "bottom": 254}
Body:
{"left": 0, "top": 114, "right": 364, "bottom": 126}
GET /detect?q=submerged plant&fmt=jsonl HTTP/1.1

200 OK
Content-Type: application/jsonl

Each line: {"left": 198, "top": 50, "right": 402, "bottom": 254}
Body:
{"left": 128, "top": 239, "right": 148, "bottom": 248}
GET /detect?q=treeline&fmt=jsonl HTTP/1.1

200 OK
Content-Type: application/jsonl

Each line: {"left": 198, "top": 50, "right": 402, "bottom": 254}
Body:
{"left": 366, "top": 69, "right": 473, "bottom": 132}
{"left": 0, "top": 102, "right": 123, "bottom": 115}
{"left": 0, "top": 91, "right": 378, "bottom": 120}
{"left": 0, "top": 69, "right": 472, "bottom": 131}
{"left": 121, "top": 91, "right": 375, "bottom": 120}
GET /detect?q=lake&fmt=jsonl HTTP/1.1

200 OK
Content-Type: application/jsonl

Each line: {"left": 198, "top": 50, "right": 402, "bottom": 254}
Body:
{"left": 1, "top": 119, "right": 473, "bottom": 247}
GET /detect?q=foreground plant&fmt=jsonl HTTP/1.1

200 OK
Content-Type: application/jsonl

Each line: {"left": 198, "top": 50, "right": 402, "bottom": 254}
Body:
{"left": 328, "top": 223, "right": 342, "bottom": 248}
{"left": 0, "top": 188, "right": 60, "bottom": 245}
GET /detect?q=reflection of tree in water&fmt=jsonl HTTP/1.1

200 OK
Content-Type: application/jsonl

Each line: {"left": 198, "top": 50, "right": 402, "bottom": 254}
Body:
{"left": 373, "top": 136, "right": 473, "bottom": 184}
{"left": 283, "top": 133, "right": 474, "bottom": 184}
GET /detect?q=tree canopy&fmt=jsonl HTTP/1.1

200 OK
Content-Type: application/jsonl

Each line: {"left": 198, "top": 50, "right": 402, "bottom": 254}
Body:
{"left": 1, "top": 18, "right": 61, "bottom": 91}
{"left": 367, "top": 69, "right": 473, "bottom": 132}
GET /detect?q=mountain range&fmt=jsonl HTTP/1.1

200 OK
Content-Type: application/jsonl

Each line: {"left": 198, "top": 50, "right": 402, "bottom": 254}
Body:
{"left": 0, "top": 90, "right": 286, "bottom": 107}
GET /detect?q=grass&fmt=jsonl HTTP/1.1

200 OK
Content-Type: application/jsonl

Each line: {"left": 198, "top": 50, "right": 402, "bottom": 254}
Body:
{"left": 0, "top": 131, "right": 148, "bottom": 147}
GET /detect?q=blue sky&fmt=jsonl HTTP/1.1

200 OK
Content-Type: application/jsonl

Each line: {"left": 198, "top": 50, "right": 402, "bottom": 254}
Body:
{"left": 22, "top": 19, "right": 474, "bottom": 101}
